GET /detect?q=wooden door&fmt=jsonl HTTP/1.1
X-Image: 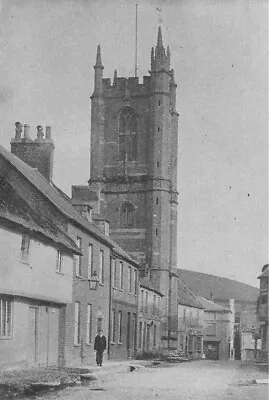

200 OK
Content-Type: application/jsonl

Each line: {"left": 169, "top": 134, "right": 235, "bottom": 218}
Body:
{"left": 47, "top": 308, "right": 59, "bottom": 366}
{"left": 28, "top": 307, "right": 38, "bottom": 364}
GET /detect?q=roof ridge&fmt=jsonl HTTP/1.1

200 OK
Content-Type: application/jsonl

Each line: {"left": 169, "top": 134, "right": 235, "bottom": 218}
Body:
{"left": 0, "top": 144, "right": 139, "bottom": 266}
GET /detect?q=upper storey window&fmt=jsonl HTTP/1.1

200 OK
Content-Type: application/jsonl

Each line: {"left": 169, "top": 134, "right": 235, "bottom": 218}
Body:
{"left": 119, "top": 109, "right": 137, "bottom": 161}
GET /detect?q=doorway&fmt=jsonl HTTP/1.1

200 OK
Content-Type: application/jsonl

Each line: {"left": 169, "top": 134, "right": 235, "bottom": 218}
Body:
{"left": 28, "top": 307, "right": 38, "bottom": 364}
{"left": 127, "top": 312, "right": 131, "bottom": 357}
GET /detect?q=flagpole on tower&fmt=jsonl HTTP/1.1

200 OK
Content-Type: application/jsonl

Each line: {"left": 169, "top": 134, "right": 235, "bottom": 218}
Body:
{"left": 135, "top": 4, "right": 138, "bottom": 77}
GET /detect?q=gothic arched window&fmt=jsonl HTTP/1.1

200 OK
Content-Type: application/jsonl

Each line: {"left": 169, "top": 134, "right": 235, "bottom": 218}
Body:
{"left": 119, "top": 109, "right": 137, "bottom": 161}
{"left": 120, "top": 203, "right": 135, "bottom": 228}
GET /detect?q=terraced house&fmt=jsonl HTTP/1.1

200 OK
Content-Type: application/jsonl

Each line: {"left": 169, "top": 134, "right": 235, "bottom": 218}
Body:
{"left": 137, "top": 278, "right": 163, "bottom": 357}
{"left": 0, "top": 143, "right": 80, "bottom": 368}
{"left": 0, "top": 123, "right": 140, "bottom": 368}
{"left": 176, "top": 279, "right": 204, "bottom": 359}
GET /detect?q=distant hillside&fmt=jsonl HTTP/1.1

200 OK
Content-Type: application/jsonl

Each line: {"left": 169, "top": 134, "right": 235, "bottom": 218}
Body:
{"left": 177, "top": 269, "right": 259, "bottom": 304}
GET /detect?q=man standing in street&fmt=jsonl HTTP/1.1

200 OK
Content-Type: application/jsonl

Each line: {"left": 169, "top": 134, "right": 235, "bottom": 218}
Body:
{"left": 94, "top": 330, "right": 107, "bottom": 366}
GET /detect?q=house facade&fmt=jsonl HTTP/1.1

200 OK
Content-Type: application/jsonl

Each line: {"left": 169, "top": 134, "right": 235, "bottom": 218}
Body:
{"left": 198, "top": 297, "right": 232, "bottom": 360}
{"left": 0, "top": 161, "right": 79, "bottom": 368}
{"left": 64, "top": 223, "right": 111, "bottom": 366}
{"left": 109, "top": 248, "right": 139, "bottom": 359}
{"left": 177, "top": 279, "right": 204, "bottom": 359}
{"left": 136, "top": 278, "right": 163, "bottom": 357}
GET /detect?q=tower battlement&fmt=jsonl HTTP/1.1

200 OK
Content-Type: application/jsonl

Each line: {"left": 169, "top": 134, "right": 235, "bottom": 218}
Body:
{"left": 101, "top": 75, "right": 152, "bottom": 96}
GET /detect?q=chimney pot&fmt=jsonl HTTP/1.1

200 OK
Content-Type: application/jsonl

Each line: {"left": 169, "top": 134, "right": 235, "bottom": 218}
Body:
{"left": 15, "top": 122, "right": 22, "bottom": 140}
{"left": 45, "top": 126, "right": 52, "bottom": 140}
{"left": 36, "top": 125, "right": 44, "bottom": 139}
{"left": 24, "top": 124, "right": 30, "bottom": 139}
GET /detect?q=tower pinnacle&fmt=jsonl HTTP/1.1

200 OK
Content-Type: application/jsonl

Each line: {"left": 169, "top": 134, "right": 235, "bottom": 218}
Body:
{"left": 157, "top": 26, "right": 164, "bottom": 49}
{"left": 95, "top": 45, "right": 103, "bottom": 69}
{"left": 151, "top": 26, "right": 170, "bottom": 72}
{"left": 93, "top": 45, "right": 104, "bottom": 94}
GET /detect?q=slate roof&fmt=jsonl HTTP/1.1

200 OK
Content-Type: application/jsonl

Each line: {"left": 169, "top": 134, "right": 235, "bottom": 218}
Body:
{"left": 176, "top": 268, "right": 259, "bottom": 303}
{"left": 0, "top": 181, "right": 80, "bottom": 254}
{"left": 176, "top": 276, "right": 204, "bottom": 309}
{"left": 0, "top": 144, "right": 139, "bottom": 267}
{"left": 197, "top": 296, "right": 231, "bottom": 313}
{"left": 139, "top": 278, "right": 164, "bottom": 297}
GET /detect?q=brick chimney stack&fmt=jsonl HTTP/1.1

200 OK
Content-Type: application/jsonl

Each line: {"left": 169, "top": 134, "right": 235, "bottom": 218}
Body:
{"left": 11, "top": 122, "right": 55, "bottom": 180}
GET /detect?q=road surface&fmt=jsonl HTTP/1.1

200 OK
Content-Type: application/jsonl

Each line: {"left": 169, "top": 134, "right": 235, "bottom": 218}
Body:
{"left": 40, "top": 360, "right": 268, "bottom": 400}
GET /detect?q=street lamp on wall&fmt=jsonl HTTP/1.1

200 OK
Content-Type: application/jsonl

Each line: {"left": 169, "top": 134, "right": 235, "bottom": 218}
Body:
{"left": 89, "top": 271, "right": 99, "bottom": 290}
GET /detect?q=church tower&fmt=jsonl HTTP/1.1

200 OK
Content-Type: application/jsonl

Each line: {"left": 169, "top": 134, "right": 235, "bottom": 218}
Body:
{"left": 89, "top": 28, "right": 179, "bottom": 344}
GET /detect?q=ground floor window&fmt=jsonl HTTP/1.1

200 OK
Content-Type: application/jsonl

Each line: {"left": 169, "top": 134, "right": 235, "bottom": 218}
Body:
{"left": 179, "top": 334, "right": 184, "bottom": 352}
{"left": 153, "top": 325, "right": 157, "bottom": 347}
{"left": 86, "top": 304, "right": 92, "bottom": 344}
{"left": 138, "top": 322, "right": 143, "bottom": 348}
{"left": 111, "top": 309, "right": 116, "bottom": 343}
{"left": 197, "top": 336, "right": 203, "bottom": 353}
{"left": 118, "top": 311, "right": 122, "bottom": 343}
{"left": 0, "top": 297, "right": 12, "bottom": 337}
{"left": 188, "top": 335, "right": 194, "bottom": 353}
{"left": 74, "top": 302, "right": 81, "bottom": 345}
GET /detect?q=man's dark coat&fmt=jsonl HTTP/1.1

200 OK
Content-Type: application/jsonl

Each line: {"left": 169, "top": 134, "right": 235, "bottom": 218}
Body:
{"left": 94, "top": 335, "right": 107, "bottom": 352}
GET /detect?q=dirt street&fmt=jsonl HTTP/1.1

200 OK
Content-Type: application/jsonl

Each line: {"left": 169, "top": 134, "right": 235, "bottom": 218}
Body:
{"left": 39, "top": 361, "right": 268, "bottom": 400}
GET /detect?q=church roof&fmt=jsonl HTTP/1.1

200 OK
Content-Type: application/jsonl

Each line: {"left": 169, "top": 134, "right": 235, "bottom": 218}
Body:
{"left": 176, "top": 268, "right": 259, "bottom": 303}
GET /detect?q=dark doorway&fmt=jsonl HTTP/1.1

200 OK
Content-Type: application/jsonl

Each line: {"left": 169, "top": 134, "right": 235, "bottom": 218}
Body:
{"left": 127, "top": 312, "right": 131, "bottom": 357}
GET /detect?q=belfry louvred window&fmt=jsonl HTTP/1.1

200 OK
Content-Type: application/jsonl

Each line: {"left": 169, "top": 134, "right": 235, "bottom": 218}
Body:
{"left": 119, "top": 109, "right": 137, "bottom": 161}
{"left": 120, "top": 203, "right": 135, "bottom": 228}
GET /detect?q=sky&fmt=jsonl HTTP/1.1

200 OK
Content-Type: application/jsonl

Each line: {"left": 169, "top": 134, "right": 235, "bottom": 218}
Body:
{"left": 0, "top": 0, "right": 268, "bottom": 287}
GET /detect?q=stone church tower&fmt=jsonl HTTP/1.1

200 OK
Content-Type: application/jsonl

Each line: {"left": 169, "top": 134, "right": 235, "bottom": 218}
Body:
{"left": 88, "top": 27, "right": 179, "bottom": 345}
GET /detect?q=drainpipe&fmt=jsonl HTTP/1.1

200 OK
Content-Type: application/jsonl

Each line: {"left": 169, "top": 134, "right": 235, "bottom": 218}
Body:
{"left": 107, "top": 256, "right": 113, "bottom": 359}
{"left": 168, "top": 272, "right": 172, "bottom": 349}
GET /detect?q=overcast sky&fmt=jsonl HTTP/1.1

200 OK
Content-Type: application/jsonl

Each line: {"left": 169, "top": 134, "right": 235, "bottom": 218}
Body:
{"left": 0, "top": 0, "right": 268, "bottom": 286}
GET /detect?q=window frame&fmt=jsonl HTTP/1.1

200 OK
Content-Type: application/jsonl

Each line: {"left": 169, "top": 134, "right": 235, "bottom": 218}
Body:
{"left": 112, "top": 258, "right": 117, "bottom": 289}
{"left": 111, "top": 308, "right": 116, "bottom": 343}
{"left": 138, "top": 321, "right": 143, "bottom": 348}
{"left": 75, "top": 237, "right": 82, "bottom": 277}
{"left": 134, "top": 269, "right": 138, "bottom": 296}
{"left": 99, "top": 249, "right": 104, "bottom": 285}
{"left": 86, "top": 304, "right": 93, "bottom": 345}
{"left": 145, "top": 291, "right": 148, "bottom": 313}
{"left": 128, "top": 266, "right": 132, "bottom": 294}
{"left": 205, "top": 322, "right": 217, "bottom": 336}
{"left": 153, "top": 325, "right": 157, "bottom": 348}
{"left": 20, "top": 233, "right": 30, "bottom": 263}
{"left": 56, "top": 250, "right": 64, "bottom": 273}
{"left": 119, "top": 261, "right": 124, "bottom": 290}
{"left": 153, "top": 294, "right": 156, "bottom": 315}
{"left": 0, "top": 297, "right": 12, "bottom": 338}
{"left": 74, "top": 301, "right": 81, "bottom": 345}
{"left": 118, "top": 310, "right": 122, "bottom": 344}
{"left": 140, "top": 289, "right": 144, "bottom": 311}
{"left": 88, "top": 243, "right": 93, "bottom": 278}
